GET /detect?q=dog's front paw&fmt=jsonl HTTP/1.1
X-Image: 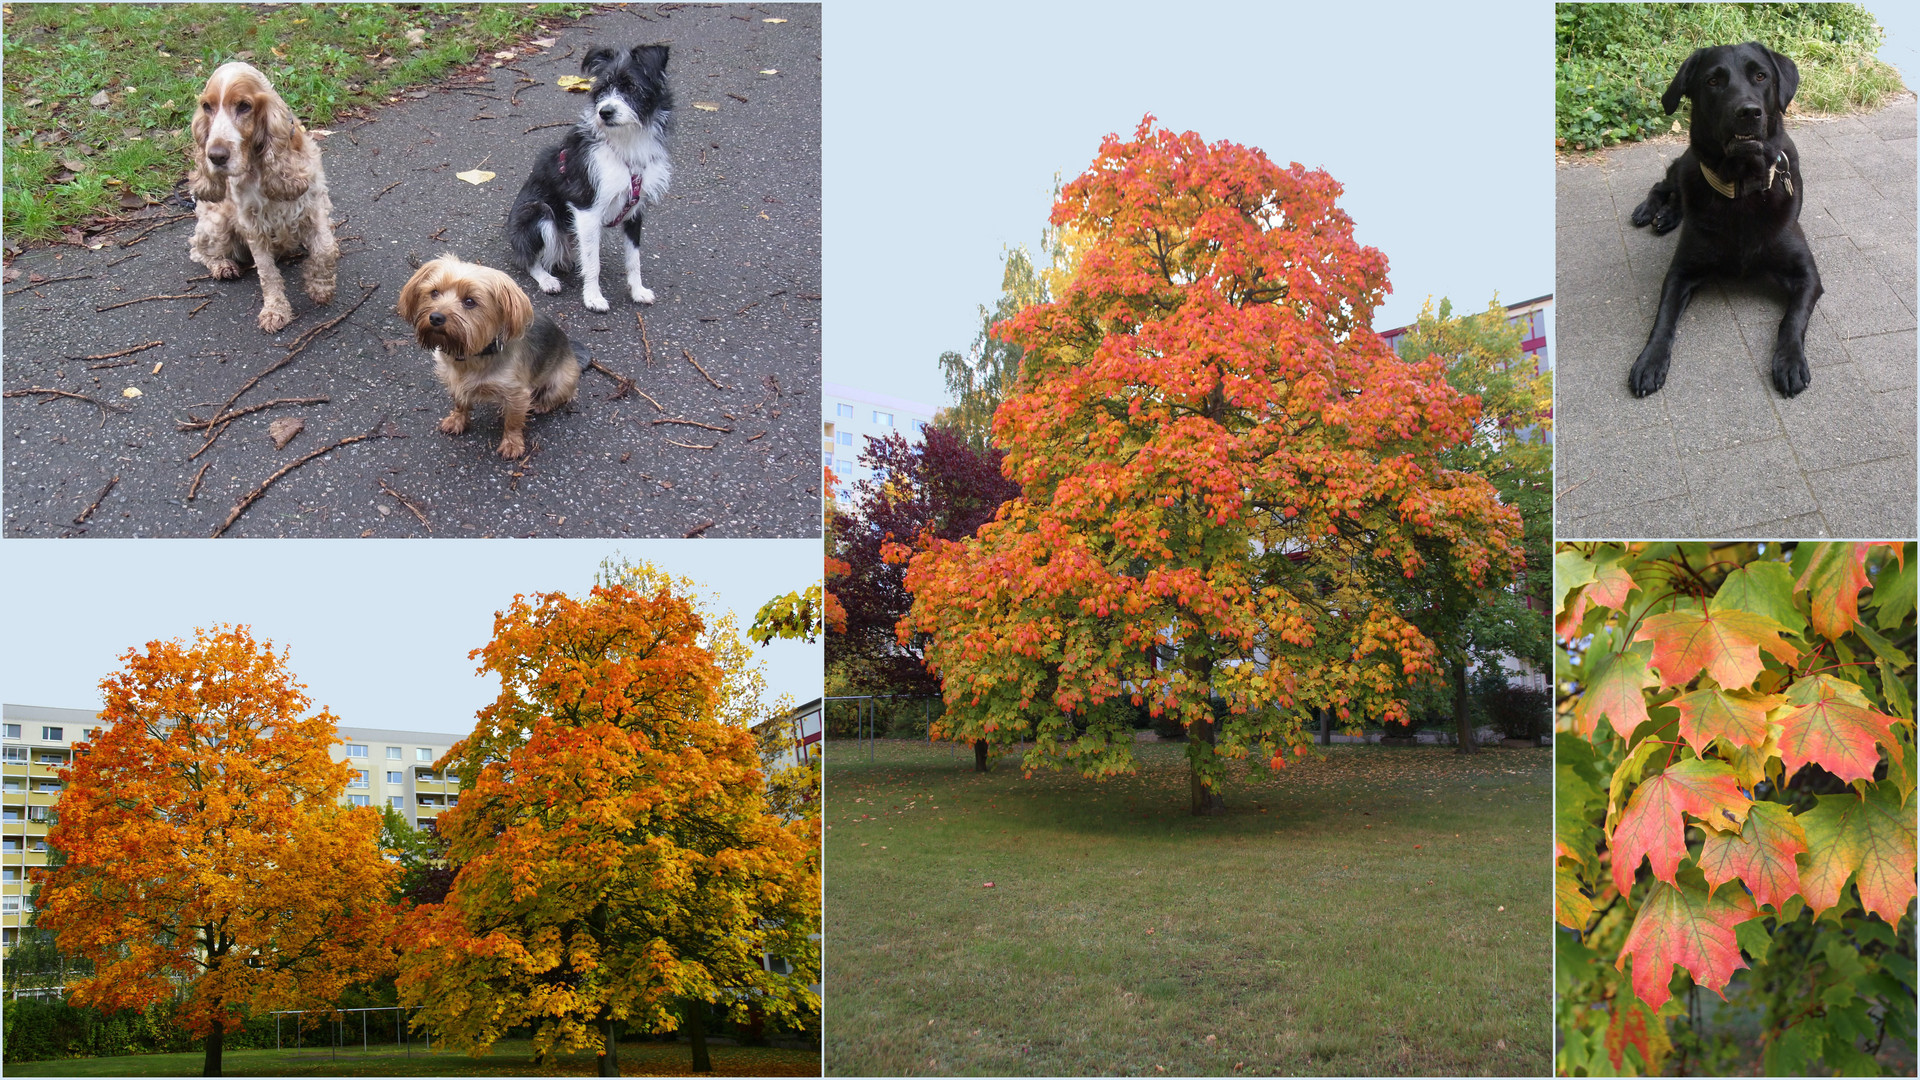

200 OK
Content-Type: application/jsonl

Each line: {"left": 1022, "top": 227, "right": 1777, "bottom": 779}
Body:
{"left": 1651, "top": 206, "right": 1682, "bottom": 235}
{"left": 631, "top": 284, "right": 655, "bottom": 305}
{"left": 1630, "top": 198, "right": 1659, "bottom": 229}
{"left": 582, "top": 290, "right": 610, "bottom": 313}
{"left": 439, "top": 411, "right": 468, "bottom": 436}
{"left": 306, "top": 280, "right": 336, "bottom": 305}
{"left": 257, "top": 302, "right": 293, "bottom": 333}
{"left": 1772, "top": 344, "right": 1812, "bottom": 398}
{"left": 497, "top": 432, "right": 526, "bottom": 458}
{"left": 208, "top": 260, "right": 243, "bottom": 281}
{"left": 1628, "top": 346, "right": 1670, "bottom": 398}
{"left": 530, "top": 270, "right": 563, "bottom": 295}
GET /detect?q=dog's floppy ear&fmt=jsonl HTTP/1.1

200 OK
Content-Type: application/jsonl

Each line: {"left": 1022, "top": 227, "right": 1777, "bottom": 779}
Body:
{"left": 630, "top": 44, "right": 668, "bottom": 77}
{"left": 1760, "top": 42, "right": 1800, "bottom": 111}
{"left": 187, "top": 100, "right": 227, "bottom": 203}
{"left": 582, "top": 45, "right": 618, "bottom": 77}
{"left": 490, "top": 270, "right": 533, "bottom": 343}
{"left": 397, "top": 260, "right": 439, "bottom": 325}
{"left": 1661, "top": 48, "right": 1709, "bottom": 115}
{"left": 254, "top": 91, "right": 313, "bottom": 202}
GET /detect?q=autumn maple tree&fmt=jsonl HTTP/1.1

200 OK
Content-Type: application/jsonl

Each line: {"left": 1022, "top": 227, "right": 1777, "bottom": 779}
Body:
{"left": 898, "top": 117, "right": 1524, "bottom": 813}
{"left": 394, "top": 567, "right": 820, "bottom": 1075}
{"left": 1556, "top": 542, "right": 1917, "bottom": 1076}
{"left": 33, "top": 626, "right": 398, "bottom": 1078}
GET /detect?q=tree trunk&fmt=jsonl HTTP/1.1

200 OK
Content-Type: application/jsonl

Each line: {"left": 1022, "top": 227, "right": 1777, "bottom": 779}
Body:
{"left": 1188, "top": 708, "right": 1226, "bottom": 816}
{"left": 598, "top": 1015, "right": 620, "bottom": 1076}
{"left": 203, "top": 1027, "right": 224, "bottom": 1078}
{"left": 685, "top": 997, "right": 712, "bottom": 1072}
{"left": 973, "top": 738, "right": 989, "bottom": 772}
{"left": 1453, "top": 656, "right": 1477, "bottom": 754}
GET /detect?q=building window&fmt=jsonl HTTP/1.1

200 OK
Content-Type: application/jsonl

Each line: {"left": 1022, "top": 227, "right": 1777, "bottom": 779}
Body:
{"left": 837, "top": 431, "right": 853, "bottom": 446}
{"left": 387, "top": 771, "right": 403, "bottom": 785}
{"left": 2, "top": 928, "right": 15, "bottom": 947}
{"left": 836, "top": 403, "right": 853, "bottom": 418}
{"left": 2, "top": 748, "right": 24, "bottom": 764}
{"left": 417, "top": 748, "right": 433, "bottom": 761}
{"left": 27, "top": 806, "right": 49, "bottom": 822}
{"left": 416, "top": 769, "right": 436, "bottom": 782}
{"left": 347, "top": 795, "right": 370, "bottom": 807}
{"left": 912, "top": 419, "right": 928, "bottom": 435}
{"left": 822, "top": 451, "right": 833, "bottom": 466}
{"left": 386, "top": 747, "right": 402, "bottom": 760}
{"left": 350, "top": 771, "right": 370, "bottom": 789}
{"left": 40, "top": 727, "right": 62, "bottom": 742}
{"left": 32, "top": 780, "right": 60, "bottom": 793}
{"left": 1, "top": 780, "right": 20, "bottom": 794}
{"left": 346, "top": 744, "right": 369, "bottom": 758}
{"left": 390, "top": 796, "right": 405, "bottom": 809}
{"left": 449, "top": 796, "right": 459, "bottom": 807}
{"left": 445, "top": 772, "right": 459, "bottom": 785}
{"left": 1, "top": 867, "right": 17, "bottom": 881}
{"left": 872, "top": 410, "right": 893, "bottom": 426}
{"left": 2, "top": 724, "right": 18, "bottom": 739}
{"left": 836, "top": 459, "right": 852, "bottom": 475}
{"left": 3, "top": 897, "right": 23, "bottom": 913}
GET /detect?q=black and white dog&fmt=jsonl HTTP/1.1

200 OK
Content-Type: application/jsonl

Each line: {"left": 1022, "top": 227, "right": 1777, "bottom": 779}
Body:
{"left": 508, "top": 44, "right": 672, "bottom": 312}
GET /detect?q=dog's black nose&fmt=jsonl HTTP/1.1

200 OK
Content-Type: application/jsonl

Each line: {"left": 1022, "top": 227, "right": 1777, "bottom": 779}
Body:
{"left": 206, "top": 146, "right": 229, "bottom": 167}
{"left": 428, "top": 312, "right": 445, "bottom": 327}
{"left": 598, "top": 104, "right": 617, "bottom": 120}
{"left": 1737, "top": 104, "right": 1763, "bottom": 121}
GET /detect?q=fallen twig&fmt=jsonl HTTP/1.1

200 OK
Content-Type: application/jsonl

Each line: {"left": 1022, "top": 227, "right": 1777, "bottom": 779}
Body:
{"left": 186, "top": 460, "right": 213, "bottom": 501}
{"left": 103, "top": 251, "right": 144, "bottom": 268}
{"left": 379, "top": 479, "right": 432, "bottom": 531}
{"left": 178, "top": 396, "right": 330, "bottom": 431}
{"left": 633, "top": 387, "right": 665, "bottom": 412}
{"left": 746, "top": 430, "right": 766, "bottom": 443}
{"left": 4, "top": 386, "right": 131, "bottom": 426}
{"left": 586, "top": 359, "right": 638, "bottom": 401}
{"left": 187, "top": 298, "right": 213, "bottom": 318}
{"left": 71, "top": 340, "right": 163, "bottom": 363}
{"left": 371, "top": 179, "right": 404, "bottom": 202}
{"left": 192, "top": 284, "right": 379, "bottom": 460}
{"left": 524, "top": 120, "right": 572, "bottom": 134}
{"left": 213, "top": 424, "right": 393, "bottom": 538}
{"left": 5, "top": 272, "right": 94, "bottom": 295}
{"left": 72, "top": 475, "right": 118, "bottom": 526}
{"left": 664, "top": 438, "right": 715, "bottom": 450}
{"left": 684, "top": 519, "right": 714, "bottom": 537}
{"left": 653, "top": 417, "right": 732, "bottom": 433}
{"left": 637, "top": 311, "right": 654, "bottom": 367}
{"left": 95, "top": 291, "right": 210, "bottom": 313}
{"left": 683, "top": 348, "right": 728, "bottom": 391}
{"left": 116, "top": 211, "right": 195, "bottom": 246}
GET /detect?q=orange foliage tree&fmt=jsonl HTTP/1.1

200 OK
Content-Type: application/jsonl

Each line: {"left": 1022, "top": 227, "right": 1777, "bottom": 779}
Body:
{"left": 395, "top": 571, "right": 820, "bottom": 1075}
{"left": 32, "top": 626, "right": 398, "bottom": 1078}
{"left": 898, "top": 118, "right": 1523, "bottom": 814}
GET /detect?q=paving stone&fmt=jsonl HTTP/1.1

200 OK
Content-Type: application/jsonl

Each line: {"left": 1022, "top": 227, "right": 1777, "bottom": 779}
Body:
{"left": 1774, "top": 362, "right": 1909, "bottom": 473}
{"left": 1559, "top": 493, "right": 1701, "bottom": 540}
{"left": 1676, "top": 438, "right": 1820, "bottom": 532}
{"left": 1807, "top": 456, "right": 1918, "bottom": 538}
{"left": 1554, "top": 424, "right": 1688, "bottom": 521}
{"left": 1717, "top": 511, "right": 1833, "bottom": 540}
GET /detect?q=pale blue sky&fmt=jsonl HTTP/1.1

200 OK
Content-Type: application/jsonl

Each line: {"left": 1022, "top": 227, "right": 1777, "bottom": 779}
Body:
{"left": 824, "top": 0, "right": 1556, "bottom": 408}
{"left": 0, "top": 540, "right": 821, "bottom": 736}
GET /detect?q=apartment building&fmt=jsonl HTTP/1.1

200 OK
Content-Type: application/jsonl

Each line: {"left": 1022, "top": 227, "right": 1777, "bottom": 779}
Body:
{"left": 822, "top": 382, "right": 939, "bottom": 500}
{"left": 0, "top": 704, "right": 462, "bottom": 951}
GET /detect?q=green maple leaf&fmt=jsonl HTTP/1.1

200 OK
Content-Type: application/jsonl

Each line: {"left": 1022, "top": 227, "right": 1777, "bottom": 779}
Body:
{"left": 1557, "top": 863, "right": 1595, "bottom": 931}
{"left": 1610, "top": 757, "right": 1752, "bottom": 896}
{"left": 1616, "top": 867, "right": 1757, "bottom": 1011}
{"left": 1671, "top": 687, "right": 1777, "bottom": 758}
{"left": 1573, "top": 645, "right": 1657, "bottom": 741}
{"left": 1634, "top": 606, "right": 1798, "bottom": 692}
{"left": 1797, "top": 784, "right": 1917, "bottom": 924}
{"left": 1778, "top": 674, "right": 1907, "bottom": 786}
{"left": 1710, "top": 558, "right": 1806, "bottom": 638}
{"left": 1697, "top": 801, "right": 1808, "bottom": 911}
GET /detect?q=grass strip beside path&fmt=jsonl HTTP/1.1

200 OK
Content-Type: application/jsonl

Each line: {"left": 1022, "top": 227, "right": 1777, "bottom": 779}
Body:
{"left": 1557, "top": 2, "right": 1903, "bottom": 150}
{"left": 2, "top": 2, "right": 588, "bottom": 243}
{"left": 825, "top": 739, "right": 1552, "bottom": 1077}
{"left": 3, "top": 1038, "right": 821, "bottom": 1076}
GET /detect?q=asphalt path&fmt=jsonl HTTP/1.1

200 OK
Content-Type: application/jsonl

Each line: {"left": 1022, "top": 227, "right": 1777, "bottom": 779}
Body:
{"left": 2, "top": 3, "right": 821, "bottom": 538}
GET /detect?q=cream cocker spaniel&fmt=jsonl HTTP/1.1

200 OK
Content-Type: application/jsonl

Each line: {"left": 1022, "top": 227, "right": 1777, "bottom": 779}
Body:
{"left": 187, "top": 62, "right": 337, "bottom": 333}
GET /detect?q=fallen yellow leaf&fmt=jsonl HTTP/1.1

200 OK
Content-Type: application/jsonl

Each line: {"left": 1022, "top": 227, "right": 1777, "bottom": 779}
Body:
{"left": 151, "top": 362, "right": 163, "bottom": 374}
{"left": 456, "top": 169, "right": 496, "bottom": 185}
{"left": 121, "top": 387, "right": 142, "bottom": 399}
{"left": 763, "top": 16, "right": 786, "bottom": 22}
{"left": 557, "top": 75, "right": 593, "bottom": 92}
{"left": 759, "top": 68, "right": 778, "bottom": 75}
{"left": 692, "top": 101, "right": 720, "bottom": 112}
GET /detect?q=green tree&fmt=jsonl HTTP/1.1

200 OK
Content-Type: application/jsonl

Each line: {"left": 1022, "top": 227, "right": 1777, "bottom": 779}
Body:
{"left": 1391, "top": 297, "right": 1552, "bottom": 751}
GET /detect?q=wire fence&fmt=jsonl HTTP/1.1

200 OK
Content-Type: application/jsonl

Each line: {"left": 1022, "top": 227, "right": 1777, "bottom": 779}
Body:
{"left": 268, "top": 1006, "right": 430, "bottom": 1058}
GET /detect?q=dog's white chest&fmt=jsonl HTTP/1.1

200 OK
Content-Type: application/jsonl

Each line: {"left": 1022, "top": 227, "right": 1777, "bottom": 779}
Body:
{"left": 586, "top": 131, "right": 670, "bottom": 225}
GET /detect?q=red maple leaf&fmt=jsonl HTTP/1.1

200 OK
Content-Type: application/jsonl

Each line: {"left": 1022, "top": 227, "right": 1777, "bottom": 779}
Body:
{"left": 1671, "top": 688, "right": 1777, "bottom": 758}
{"left": 1616, "top": 870, "right": 1757, "bottom": 1010}
{"left": 1610, "top": 757, "right": 1752, "bottom": 896}
{"left": 1634, "top": 607, "right": 1798, "bottom": 692}
{"left": 1697, "top": 801, "right": 1808, "bottom": 911}
{"left": 1798, "top": 784, "right": 1918, "bottom": 924}
{"left": 1573, "top": 648, "right": 1657, "bottom": 741}
{"left": 1777, "top": 675, "right": 1906, "bottom": 785}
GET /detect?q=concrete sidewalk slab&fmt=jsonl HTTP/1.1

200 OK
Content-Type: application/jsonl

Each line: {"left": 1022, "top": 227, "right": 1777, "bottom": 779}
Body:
{"left": 1554, "top": 96, "right": 1916, "bottom": 539}
{"left": 2, "top": 3, "right": 821, "bottom": 538}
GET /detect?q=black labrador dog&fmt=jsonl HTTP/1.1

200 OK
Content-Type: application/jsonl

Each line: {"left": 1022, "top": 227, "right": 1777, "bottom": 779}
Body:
{"left": 1627, "top": 42, "right": 1822, "bottom": 398}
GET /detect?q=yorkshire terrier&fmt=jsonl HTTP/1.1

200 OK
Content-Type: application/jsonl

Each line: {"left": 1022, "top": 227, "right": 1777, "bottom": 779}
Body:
{"left": 398, "top": 255, "right": 580, "bottom": 458}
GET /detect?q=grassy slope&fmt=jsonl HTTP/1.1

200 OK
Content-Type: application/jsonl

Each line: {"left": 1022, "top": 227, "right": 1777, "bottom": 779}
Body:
{"left": 825, "top": 740, "right": 1552, "bottom": 1077}
{"left": 1557, "top": 2, "right": 1905, "bottom": 150}
{"left": 3, "top": 1038, "right": 821, "bottom": 1077}
{"left": 1, "top": 3, "right": 586, "bottom": 241}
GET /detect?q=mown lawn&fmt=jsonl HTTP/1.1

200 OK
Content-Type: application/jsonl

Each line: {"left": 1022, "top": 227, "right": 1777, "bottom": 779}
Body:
{"left": 2, "top": 3, "right": 586, "bottom": 241}
{"left": 4, "top": 1037, "right": 820, "bottom": 1076}
{"left": 825, "top": 739, "right": 1551, "bottom": 1077}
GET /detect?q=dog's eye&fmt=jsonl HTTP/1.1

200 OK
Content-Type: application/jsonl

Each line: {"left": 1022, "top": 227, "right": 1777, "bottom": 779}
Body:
{"left": 236, "top": 100, "right": 252, "bottom": 114}
{"left": 461, "top": 297, "right": 478, "bottom": 309}
{"left": 201, "top": 101, "right": 213, "bottom": 112}
{"left": 1754, "top": 71, "right": 1767, "bottom": 82}
{"left": 429, "top": 289, "right": 440, "bottom": 299}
